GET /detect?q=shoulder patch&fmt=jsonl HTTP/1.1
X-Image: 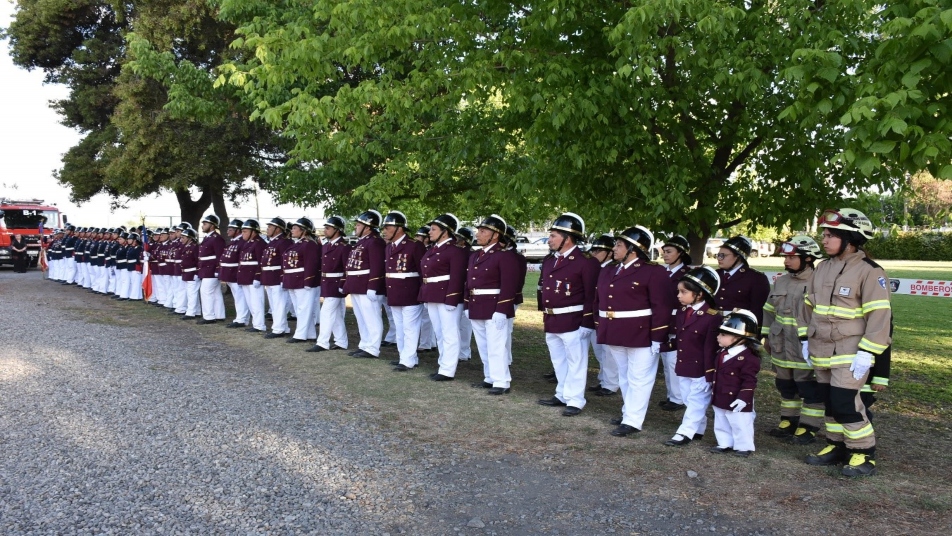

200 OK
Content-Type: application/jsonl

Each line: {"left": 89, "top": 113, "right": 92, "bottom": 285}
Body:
{"left": 878, "top": 276, "right": 887, "bottom": 289}
{"left": 707, "top": 309, "right": 721, "bottom": 315}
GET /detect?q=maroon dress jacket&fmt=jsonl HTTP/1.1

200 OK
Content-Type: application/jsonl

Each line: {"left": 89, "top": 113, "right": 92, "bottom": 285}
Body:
{"left": 342, "top": 233, "right": 386, "bottom": 295}
{"left": 218, "top": 237, "right": 244, "bottom": 284}
{"left": 197, "top": 231, "right": 226, "bottom": 279}
{"left": 260, "top": 236, "right": 291, "bottom": 287}
{"left": 662, "top": 303, "right": 722, "bottom": 380}
{"left": 236, "top": 236, "right": 266, "bottom": 285}
{"left": 538, "top": 247, "right": 599, "bottom": 333}
{"left": 464, "top": 242, "right": 521, "bottom": 320}
{"left": 167, "top": 241, "right": 183, "bottom": 278}
{"left": 320, "top": 237, "right": 350, "bottom": 298}
{"left": 383, "top": 236, "right": 426, "bottom": 307}
{"left": 179, "top": 241, "right": 199, "bottom": 282}
{"left": 593, "top": 259, "right": 670, "bottom": 348}
{"left": 418, "top": 239, "right": 468, "bottom": 306}
{"left": 715, "top": 266, "right": 771, "bottom": 325}
{"left": 282, "top": 238, "right": 320, "bottom": 290}
{"left": 711, "top": 346, "right": 760, "bottom": 412}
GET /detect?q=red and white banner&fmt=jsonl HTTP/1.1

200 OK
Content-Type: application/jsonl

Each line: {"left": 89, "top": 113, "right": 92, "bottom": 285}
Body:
{"left": 764, "top": 272, "right": 951, "bottom": 298}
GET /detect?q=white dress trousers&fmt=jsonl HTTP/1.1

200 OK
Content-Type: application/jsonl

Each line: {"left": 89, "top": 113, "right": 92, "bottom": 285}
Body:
{"left": 184, "top": 279, "right": 201, "bottom": 316}
{"left": 173, "top": 277, "right": 187, "bottom": 313}
{"left": 418, "top": 310, "right": 437, "bottom": 350}
{"left": 471, "top": 317, "right": 511, "bottom": 389}
{"left": 200, "top": 277, "right": 226, "bottom": 320}
{"left": 127, "top": 271, "right": 143, "bottom": 301}
{"left": 586, "top": 329, "right": 619, "bottom": 392}
{"left": 713, "top": 406, "right": 756, "bottom": 452}
{"left": 64, "top": 257, "right": 77, "bottom": 283}
{"left": 382, "top": 297, "right": 397, "bottom": 344}
{"left": 392, "top": 304, "right": 424, "bottom": 367}
{"left": 426, "top": 303, "right": 462, "bottom": 377}
{"left": 458, "top": 313, "right": 473, "bottom": 360}
{"left": 316, "top": 296, "right": 348, "bottom": 349}
{"left": 675, "top": 376, "right": 712, "bottom": 439}
{"left": 660, "top": 349, "right": 684, "bottom": 405}
{"left": 608, "top": 345, "right": 659, "bottom": 430}
{"left": 287, "top": 286, "right": 317, "bottom": 341}
{"left": 117, "top": 269, "right": 130, "bottom": 299}
{"left": 351, "top": 293, "right": 383, "bottom": 357}
{"left": 241, "top": 283, "right": 267, "bottom": 331}
{"left": 545, "top": 328, "right": 589, "bottom": 409}
{"left": 265, "top": 285, "right": 290, "bottom": 334}
{"left": 227, "top": 282, "right": 249, "bottom": 323}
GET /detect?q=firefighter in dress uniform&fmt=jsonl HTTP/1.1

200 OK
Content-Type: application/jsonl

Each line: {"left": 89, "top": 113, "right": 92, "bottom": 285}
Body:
{"left": 536, "top": 213, "right": 599, "bottom": 416}
{"left": 657, "top": 234, "right": 693, "bottom": 412}
{"left": 583, "top": 233, "right": 619, "bottom": 396}
{"left": 220, "top": 219, "right": 249, "bottom": 328}
{"left": 308, "top": 216, "right": 351, "bottom": 352}
{"left": 419, "top": 214, "right": 468, "bottom": 381}
{"left": 282, "top": 218, "right": 322, "bottom": 343}
{"left": 714, "top": 235, "right": 771, "bottom": 325}
{"left": 343, "top": 210, "right": 386, "bottom": 359}
{"left": 381, "top": 211, "right": 428, "bottom": 371}
{"left": 764, "top": 235, "right": 825, "bottom": 445}
{"left": 594, "top": 226, "right": 671, "bottom": 436}
{"left": 260, "top": 218, "right": 293, "bottom": 338}
{"left": 466, "top": 215, "right": 521, "bottom": 395}
{"left": 197, "top": 214, "right": 227, "bottom": 324}
{"left": 502, "top": 226, "right": 528, "bottom": 368}
{"left": 804, "top": 208, "right": 891, "bottom": 477}
{"left": 178, "top": 228, "right": 201, "bottom": 317}
{"left": 237, "top": 219, "right": 268, "bottom": 333}
{"left": 455, "top": 227, "right": 477, "bottom": 362}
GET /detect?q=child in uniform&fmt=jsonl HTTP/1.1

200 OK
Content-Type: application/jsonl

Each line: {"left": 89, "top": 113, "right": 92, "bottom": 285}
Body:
{"left": 710, "top": 309, "right": 762, "bottom": 457}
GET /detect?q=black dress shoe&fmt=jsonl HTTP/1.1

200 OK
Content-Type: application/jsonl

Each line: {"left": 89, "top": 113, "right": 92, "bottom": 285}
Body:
{"left": 709, "top": 446, "right": 734, "bottom": 454}
{"left": 305, "top": 345, "right": 327, "bottom": 352}
{"left": 264, "top": 332, "right": 287, "bottom": 339}
{"left": 182, "top": 315, "right": 196, "bottom": 321}
{"left": 487, "top": 387, "right": 510, "bottom": 395}
{"left": 660, "top": 401, "right": 687, "bottom": 412}
{"left": 286, "top": 338, "right": 307, "bottom": 343}
{"left": 389, "top": 360, "right": 400, "bottom": 365}
{"left": 416, "top": 347, "right": 435, "bottom": 353}
{"left": 225, "top": 321, "right": 245, "bottom": 328}
{"left": 733, "top": 450, "right": 753, "bottom": 458}
{"left": 594, "top": 388, "right": 617, "bottom": 397}
{"left": 347, "top": 350, "right": 360, "bottom": 356}
{"left": 542, "top": 371, "right": 556, "bottom": 380}
{"left": 471, "top": 381, "right": 492, "bottom": 389}
{"left": 664, "top": 434, "right": 692, "bottom": 447}
{"left": 431, "top": 374, "right": 454, "bottom": 382}
{"left": 609, "top": 416, "right": 623, "bottom": 426}
{"left": 586, "top": 385, "right": 603, "bottom": 392}
{"left": 265, "top": 313, "right": 273, "bottom": 320}
{"left": 538, "top": 397, "right": 567, "bottom": 407}
{"left": 333, "top": 346, "right": 348, "bottom": 351}
{"left": 611, "top": 424, "right": 640, "bottom": 437}
{"left": 196, "top": 319, "right": 219, "bottom": 325}
{"left": 380, "top": 341, "right": 397, "bottom": 347}
{"left": 244, "top": 327, "right": 264, "bottom": 332}
{"left": 657, "top": 399, "right": 671, "bottom": 407}
{"left": 393, "top": 364, "right": 416, "bottom": 371}
{"left": 352, "top": 350, "right": 377, "bottom": 358}
{"left": 562, "top": 406, "right": 582, "bottom": 417}
{"left": 693, "top": 433, "right": 704, "bottom": 440}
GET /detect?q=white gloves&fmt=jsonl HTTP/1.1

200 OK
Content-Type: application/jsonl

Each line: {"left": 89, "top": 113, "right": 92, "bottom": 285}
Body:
{"left": 492, "top": 312, "right": 507, "bottom": 330}
{"left": 367, "top": 289, "right": 377, "bottom": 299}
{"left": 252, "top": 280, "right": 261, "bottom": 288}
{"left": 694, "top": 381, "right": 712, "bottom": 394}
{"left": 579, "top": 326, "right": 594, "bottom": 338}
{"left": 730, "top": 399, "right": 747, "bottom": 413}
{"left": 850, "top": 350, "right": 873, "bottom": 380}
{"left": 801, "top": 341, "right": 812, "bottom": 367}
{"left": 650, "top": 341, "right": 661, "bottom": 356}
{"left": 338, "top": 288, "right": 344, "bottom": 295}
{"left": 445, "top": 304, "right": 457, "bottom": 312}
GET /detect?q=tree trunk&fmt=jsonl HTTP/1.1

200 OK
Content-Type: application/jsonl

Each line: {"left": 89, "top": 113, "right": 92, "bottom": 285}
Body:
{"left": 686, "top": 229, "right": 710, "bottom": 266}
{"left": 211, "top": 189, "right": 229, "bottom": 228}
{"left": 174, "top": 187, "right": 212, "bottom": 229}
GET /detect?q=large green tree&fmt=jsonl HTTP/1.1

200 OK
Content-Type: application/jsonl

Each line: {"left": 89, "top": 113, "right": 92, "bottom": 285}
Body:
{"left": 203, "top": 0, "right": 892, "bottom": 258}
{"left": 5, "top": 0, "right": 285, "bottom": 225}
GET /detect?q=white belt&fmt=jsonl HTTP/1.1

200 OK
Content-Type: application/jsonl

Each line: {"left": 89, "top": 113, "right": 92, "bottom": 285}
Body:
{"left": 471, "top": 288, "right": 500, "bottom": 295}
{"left": 423, "top": 275, "right": 451, "bottom": 283}
{"left": 158, "top": 263, "right": 168, "bottom": 266}
{"left": 323, "top": 272, "right": 344, "bottom": 278}
{"left": 183, "top": 267, "right": 197, "bottom": 272}
{"left": 199, "top": 255, "right": 217, "bottom": 261}
{"left": 240, "top": 261, "right": 259, "bottom": 266}
{"left": 220, "top": 262, "right": 239, "bottom": 267}
{"left": 262, "top": 266, "right": 282, "bottom": 271}
{"left": 599, "top": 309, "right": 652, "bottom": 319}
{"left": 543, "top": 305, "right": 584, "bottom": 315}
{"left": 65, "top": 248, "right": 75, "bottom": 251}
{"left": 172, "top": 260, "right": 182, "bottom": 264}
{"left": 347, "top": 269, "right": 370, "bottom": 276}
{"left": 386, "top": 272, "right": 419, "bottom": 279}
{"left": 284, "top": 267, "right": 305, "bottom": 274}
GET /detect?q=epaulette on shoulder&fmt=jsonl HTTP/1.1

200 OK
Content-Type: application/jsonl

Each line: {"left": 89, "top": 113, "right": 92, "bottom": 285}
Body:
{"left": 707, "top": 308, "right": 721, "bottom": 316}
{"left": 862, "top": 257, "right": 882, "bottom": 269}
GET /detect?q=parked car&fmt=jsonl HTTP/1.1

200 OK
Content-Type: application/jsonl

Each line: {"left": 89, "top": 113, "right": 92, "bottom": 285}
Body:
{"left": 517, "top": 236, "right": 551, "bottom": 261}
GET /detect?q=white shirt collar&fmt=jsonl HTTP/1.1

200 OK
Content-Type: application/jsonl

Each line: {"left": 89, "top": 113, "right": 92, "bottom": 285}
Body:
{"left": 727, "top": 264, "right": 742, "bottom": 277}
{"left": 555, "top": 245, "right": 577, "bottom": 258}
{"left": 667, "top": 262, "right": 684, "bottom": 274}
{"left": 436, "top": 238, "right": 453, "bottom": 248}
{"left": 391, "top": 234, "right": 406, "bottom": 247}
{"left": 721, "top": 344, "right": 746, "bottom": 362}
{"left": 622, "top": 257, "right": 638, "bottom": 270}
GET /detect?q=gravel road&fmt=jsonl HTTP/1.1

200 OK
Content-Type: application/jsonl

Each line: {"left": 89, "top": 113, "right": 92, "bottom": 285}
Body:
{"left": 0, "top": 270, "right": 774, "bottom": 535}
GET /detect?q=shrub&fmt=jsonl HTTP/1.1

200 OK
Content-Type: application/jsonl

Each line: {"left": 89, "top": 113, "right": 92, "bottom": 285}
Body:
{"left": 864, "top": 231, "right": 952, "bottom": 261}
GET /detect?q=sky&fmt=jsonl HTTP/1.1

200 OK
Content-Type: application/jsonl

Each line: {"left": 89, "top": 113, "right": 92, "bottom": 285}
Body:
{"left": 0, "top": 1, "right": 318, "bottom": 229}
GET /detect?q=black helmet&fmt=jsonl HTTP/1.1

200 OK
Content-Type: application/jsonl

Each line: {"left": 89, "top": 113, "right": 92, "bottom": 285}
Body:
{"left": 504, "top": 225, "right": 518, "bottom": 247}
{"left": 201, "top": 214, "right": 221, "bottom": 228}
{"left": 292, "top": 217, "right": 314, "bottom": 234}
{"left": 456, "top": 227, "right": 475, "bottom": 245}
{"left": 415, "top": 226, "right": 429, "bottom": 237}
{"left": 549, "top": 212, "right": 585, "bottom": 239}
{"left": 588, "top": 233, "right": 615, "bottom": 252}
{"left": 119, "top": 232, "right": 130, "bottom": 240}
{"left": 66, "top": 224, "right": 76, "bottom": 232}
{"left": 241, "top": 219, "right": 261, "bottom": 232}
{"left": 267, "top": 217, "right": 288, "bottom": 231}
{"left": 128, "top": 232, "right": 141, "bottom": 243}
{"left": 157, "top": 227, "right": 168, "bottom": 235}
{"left": 477, "top": 214, "right": 507, "bottom": 235}
{"left": 382, "top": 211, "right": 409, "bottom": 229}
{"left": 354, "top": 210, "right": 382, "bottom": 228}
{"left": 323, "top": 216, "right": 346, "bottom": 232}
{"left": 663, "top": 234, "right": 690, "bottom": 255}
{"left": 181, "top": 228, "right": 197, "bottom": 240}
{"left": 116, "top": 225, "right": 127, "bottom": 233}
{"left": 616, "top": 225, "right": 654, "bottom": 257}
{"left": 227, "top": 218, "right": 243, "bottom": 229}
{"left": 179, "top": 222, "right": 193, "bottom": 231}
{"left": 681, "top": 266, "right": 720, "bottom": 302}
{"left": 719, "top": 309, "right": 760, "bottom": 341}
{"left": 428, "top": 213, "right": 460, "bottom": 234}
{"left": 722, "top": 236, "right": 752, "bottom": 260}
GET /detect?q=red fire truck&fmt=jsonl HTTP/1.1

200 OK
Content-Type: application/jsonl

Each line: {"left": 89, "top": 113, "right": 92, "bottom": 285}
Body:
{"left": 0, "top": 198, "right": 65, "bottom": 268}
